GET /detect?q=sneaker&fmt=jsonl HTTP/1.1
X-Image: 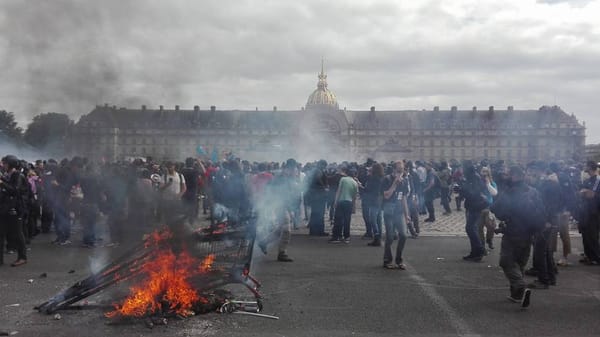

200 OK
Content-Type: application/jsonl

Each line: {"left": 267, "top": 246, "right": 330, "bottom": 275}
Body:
{"left": 557, "top": 259, "right": 571, "bottom": 267}
{"left": 396, "top": 263, "right": 406, "bottom": 270}
{"left": 343, "top": 238, "right": 351, "bottom": 244}
{"left": 367, "top": 240, "right": 381, "bottom": 247}
{"left": 58, "top": 240, "right": 72, "bottom": 246}
{"left": 524, "top": 268, "right": 537, "bottom": 276}
{"left": 80, "top": 243, "right": 96, "bottom": 249}
{"left": 10, "top": 259, "right": 27, "bottom": 267}
{"left": 6, "top": 250, "right": 15, "bottom": 255}
{"left": 463, "top": 254, "right": 483, "bottom": 262}
{"left": 383, "top": 263, "right": 397, "bottom": 269}
{"left": 507, "top": 288, "right": 525, "bottom": 303}
{"left": 507, "top": 295, "right": 521, "bottom": 303}
{"left": 521, "top": 289, "right": 532, "bottom": 308}
{"left": 328, "top": 238, "right": 342, "bottom": 244}
{"left": 527, "top": 280, "right": 549, "bottom": 290}
{"left": 277, "top": 253, "right": 293, "bottom": 262}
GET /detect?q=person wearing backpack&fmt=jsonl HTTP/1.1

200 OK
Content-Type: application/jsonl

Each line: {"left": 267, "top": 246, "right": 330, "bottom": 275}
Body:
{"left": 490, "top": 165, "right": 546, "bottom": 309}
{"left": 422, "top": 162, "right": 437, "bottom": 222}
{"left": 159, "top": 161, "right": 187, "bottom": 227}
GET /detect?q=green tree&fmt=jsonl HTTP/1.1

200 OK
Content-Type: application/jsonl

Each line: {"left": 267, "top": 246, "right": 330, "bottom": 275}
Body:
{"left": 0, "top": 110, "right": 23, "bottom": 141}
{"left": 24, "top": 112, "right": 74, "bottom": 149}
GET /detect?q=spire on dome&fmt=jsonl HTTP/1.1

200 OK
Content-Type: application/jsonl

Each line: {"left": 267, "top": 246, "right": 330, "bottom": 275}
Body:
{"left": 306, "top": 59, "right": 338, "bottom": 111}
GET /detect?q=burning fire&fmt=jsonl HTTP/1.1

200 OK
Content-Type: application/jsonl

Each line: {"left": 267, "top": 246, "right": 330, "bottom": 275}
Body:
{"left": 106, "top": 230, "right": 216, "bottom": 318}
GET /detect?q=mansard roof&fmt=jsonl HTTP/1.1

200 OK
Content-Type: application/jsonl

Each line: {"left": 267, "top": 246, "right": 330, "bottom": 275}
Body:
{"left": 76, "top": 104, "right": 583, "bottom": 131}
{"left": 346, "top": 105, "right": 583, "bottom": 130}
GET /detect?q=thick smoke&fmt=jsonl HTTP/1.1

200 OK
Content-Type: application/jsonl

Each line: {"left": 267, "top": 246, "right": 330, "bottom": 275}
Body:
{"left": 0, "top": 0, "right": 182, "bottom": 123}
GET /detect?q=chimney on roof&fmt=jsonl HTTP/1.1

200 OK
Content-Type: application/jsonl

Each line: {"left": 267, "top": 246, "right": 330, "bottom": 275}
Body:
{"left": 508, "top": 106, "right": 514, "bottom": 112}
{"left": 159, "top": 105, "right": 164, "bottom": 111}
{"left": 489, "top": 106, "right": 494, "bottom": 112}
{"left": 273, "top": 106, "right": 277, "bottom": 111}
{"left": 210, "top": 105, "right": 216, "bottom": 112}
{"left": 141, "top": 105, "right": 146, "bottom": 111}
{"left": 433, "top": 106, "right": 439, "bottom": 112}
{"left": 175, "top": 105, "right": 179, "bottom": 111}
{"left": 194, "top": 105, "right": 199, "bottom": 112}
{"left": 451, "top": 106, "right": 457, "bottom": 112}
{"left": 472, "top": 106, "right": 477, "bottom": 111}
{"left": 370, "top": 106, "right": 375, "bottom": 112}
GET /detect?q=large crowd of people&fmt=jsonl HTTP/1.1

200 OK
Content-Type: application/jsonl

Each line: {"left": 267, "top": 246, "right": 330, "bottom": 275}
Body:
{"left": 1, "top": 153, "right": 599, "bottom": 308}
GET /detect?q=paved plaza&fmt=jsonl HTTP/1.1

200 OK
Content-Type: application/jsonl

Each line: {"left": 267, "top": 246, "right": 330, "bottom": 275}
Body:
{"left": 0, "top": 198, "right": 597, "bottom": 337}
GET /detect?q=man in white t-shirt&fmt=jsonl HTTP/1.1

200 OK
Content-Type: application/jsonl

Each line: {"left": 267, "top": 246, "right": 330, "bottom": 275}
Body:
{"left": 160, "top": 162, "right": 186, "bottom": 226}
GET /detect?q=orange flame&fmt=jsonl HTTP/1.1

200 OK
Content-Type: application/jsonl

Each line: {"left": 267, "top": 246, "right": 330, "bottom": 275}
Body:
{"left": 105, "top": 230, "right": 216, "bottom": 318}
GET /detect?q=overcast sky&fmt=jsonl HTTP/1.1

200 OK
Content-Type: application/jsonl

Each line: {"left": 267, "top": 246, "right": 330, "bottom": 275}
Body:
{"left": 1, "top": 0, "right": 599, "bottom": 142}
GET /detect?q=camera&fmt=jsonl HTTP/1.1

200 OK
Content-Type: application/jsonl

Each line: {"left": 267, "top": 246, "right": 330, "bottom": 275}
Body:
{"left": 494, "top": 221, "right": 506, "bottom": 234}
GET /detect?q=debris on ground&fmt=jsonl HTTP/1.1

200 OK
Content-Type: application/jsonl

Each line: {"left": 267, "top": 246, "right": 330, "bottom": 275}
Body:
{"left": 53, "top": 314, "right": 61, "bottom": 320}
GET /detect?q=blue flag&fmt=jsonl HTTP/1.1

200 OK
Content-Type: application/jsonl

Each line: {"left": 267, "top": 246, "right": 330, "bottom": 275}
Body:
{"left": 211, "top": 147, "right": 219, "bottom": 162}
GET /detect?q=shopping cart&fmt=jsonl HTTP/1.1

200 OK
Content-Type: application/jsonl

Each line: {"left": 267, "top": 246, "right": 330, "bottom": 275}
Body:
{"left": 36, "top": 215, "right": 263, "bottom": 316}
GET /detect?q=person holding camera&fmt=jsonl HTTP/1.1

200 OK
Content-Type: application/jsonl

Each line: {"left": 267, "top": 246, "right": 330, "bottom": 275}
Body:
{"left": 491, "top": 165, "right": 546, "bottom": 308}
{"left": 0, "top": 155, "right": 27, "bottom": 267}
{"left": 380, "top": 161, "right": 411, "bottom": 270}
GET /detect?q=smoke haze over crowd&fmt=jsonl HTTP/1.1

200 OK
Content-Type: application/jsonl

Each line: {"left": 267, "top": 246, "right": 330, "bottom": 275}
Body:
{"left": 1, "top": 0, "right": 599, "bottom": 142}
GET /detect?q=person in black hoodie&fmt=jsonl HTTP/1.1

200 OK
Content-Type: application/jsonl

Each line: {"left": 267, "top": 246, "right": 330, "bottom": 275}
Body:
{"left": 491, "top": 165, "right": 546, "bottom": 308}
{"left": 307, "top": 160, "right": 329, "bottom": 236}
{"left": 0, "top": 155, "right": 27, "bottom": 267}
{"left": 527, "top": 162, "right": 562, "bottom": 289}
{"left": 578, "top": 161, "right": 600, "bottom": 265}
{"left": 459, "top": 162, "right": 488, "bottom": 262}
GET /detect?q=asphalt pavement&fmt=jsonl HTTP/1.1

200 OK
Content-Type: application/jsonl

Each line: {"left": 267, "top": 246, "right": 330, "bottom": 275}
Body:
{"left": 1, "top": 202, "right": 599, "bottom": 337}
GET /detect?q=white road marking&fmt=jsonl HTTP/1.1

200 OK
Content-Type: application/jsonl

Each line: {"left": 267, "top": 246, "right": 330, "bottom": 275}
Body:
{"left": 408, "top": 267, "right": 482, "bottom": 337}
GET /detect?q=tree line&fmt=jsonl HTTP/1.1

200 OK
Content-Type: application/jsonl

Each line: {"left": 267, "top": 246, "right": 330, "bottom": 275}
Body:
{"left": 0, "top": 111, "right": 73, "bottom": 149}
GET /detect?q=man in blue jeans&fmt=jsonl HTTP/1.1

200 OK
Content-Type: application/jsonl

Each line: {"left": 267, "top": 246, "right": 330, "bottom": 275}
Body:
{"left": 329, "top": 166, "right": 358, "bottom": 244}
{"left": 380, "top": 161, "right": 411, "bottom": 270}
{"left": 459, "top": 162, "right": 488, "bottom": 262}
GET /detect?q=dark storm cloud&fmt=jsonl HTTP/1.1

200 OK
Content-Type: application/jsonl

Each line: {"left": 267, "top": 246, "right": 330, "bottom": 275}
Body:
{"left": 1, "top": 0, "right": 599, "bottom": 141}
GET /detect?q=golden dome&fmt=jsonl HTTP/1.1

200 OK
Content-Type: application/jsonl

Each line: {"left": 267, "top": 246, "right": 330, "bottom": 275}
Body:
{"left": 306, "top": 61, "right": 339, "bottom": 110}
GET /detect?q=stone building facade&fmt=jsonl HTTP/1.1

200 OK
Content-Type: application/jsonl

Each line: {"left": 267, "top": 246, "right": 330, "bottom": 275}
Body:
{"left": 69, "top": 67, "right": 586, "bottom": 163}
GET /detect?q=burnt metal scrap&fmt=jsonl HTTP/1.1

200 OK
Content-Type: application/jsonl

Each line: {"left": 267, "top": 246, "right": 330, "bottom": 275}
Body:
{"left": 36, "top": 216, "right": 263, "bottom": 318}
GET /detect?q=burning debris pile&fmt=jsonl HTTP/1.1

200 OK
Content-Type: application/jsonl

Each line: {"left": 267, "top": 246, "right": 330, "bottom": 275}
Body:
{"left": 36, "top": 217, "right": 269, "bottom": 322}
